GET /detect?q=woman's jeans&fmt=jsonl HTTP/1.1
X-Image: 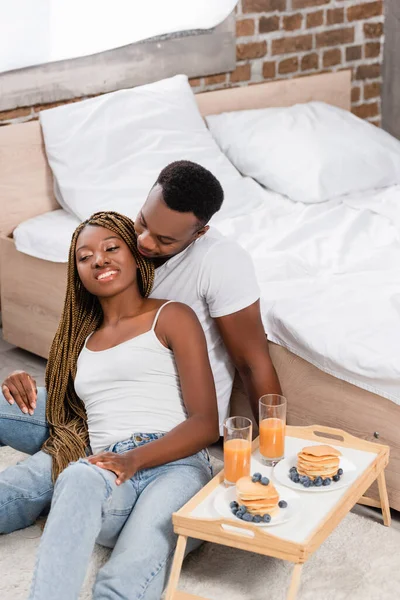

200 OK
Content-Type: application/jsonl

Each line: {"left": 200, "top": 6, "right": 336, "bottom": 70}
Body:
{"left": 0, "top": 388, "right": 213, "bottom": 600}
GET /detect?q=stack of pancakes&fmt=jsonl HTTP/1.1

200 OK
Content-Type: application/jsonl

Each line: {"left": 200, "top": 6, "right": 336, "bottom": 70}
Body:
{"left": 236, "top": 476, "right": 280, "bottom": 515}
{"left": 297, "top": 445, "right": 342, "bottom": 480}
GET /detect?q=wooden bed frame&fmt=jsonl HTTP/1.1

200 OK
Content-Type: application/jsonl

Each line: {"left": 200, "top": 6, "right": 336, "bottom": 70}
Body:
{"left": 1, "top": 70, "right": 399, "bottom": 511}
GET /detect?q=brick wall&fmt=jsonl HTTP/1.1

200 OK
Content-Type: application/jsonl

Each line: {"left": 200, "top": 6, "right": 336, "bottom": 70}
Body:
{"left": 0, "top": 0, "right": 384, "bottom": 126}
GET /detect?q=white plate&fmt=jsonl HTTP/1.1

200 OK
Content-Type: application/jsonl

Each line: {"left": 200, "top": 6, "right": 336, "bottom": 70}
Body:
{"left": 213, "top": 484, "right": 301, "bottom": 527}
{"left": 273, "top": 455, "right": 358, "bottom": 493}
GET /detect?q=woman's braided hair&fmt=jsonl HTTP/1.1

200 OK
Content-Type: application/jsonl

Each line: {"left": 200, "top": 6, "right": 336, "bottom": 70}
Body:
{"left": 42, "top": 211, "right": 155, "bottom": 481}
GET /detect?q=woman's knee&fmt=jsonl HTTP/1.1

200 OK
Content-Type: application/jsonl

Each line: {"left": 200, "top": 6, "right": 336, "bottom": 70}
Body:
{"left": 56, "top": 460, "right": 112, "bottom": 500}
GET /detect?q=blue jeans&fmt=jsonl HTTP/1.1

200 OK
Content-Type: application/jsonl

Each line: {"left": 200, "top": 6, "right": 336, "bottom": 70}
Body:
{"left": 0, "top": 388, "right": 212, "bottom": 599}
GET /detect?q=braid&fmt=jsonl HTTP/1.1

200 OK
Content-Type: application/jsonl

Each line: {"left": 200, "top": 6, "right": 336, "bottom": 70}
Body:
{"left": 42, "top": 211, "right": 155, "bottom": 481}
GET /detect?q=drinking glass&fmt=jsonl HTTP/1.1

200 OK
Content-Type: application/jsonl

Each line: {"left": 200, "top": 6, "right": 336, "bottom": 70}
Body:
{"left": 223, "top": 416, "right": 252, "bottom": 486}
{"left": 259, "top": 395, "right": 287, "bottom": 466}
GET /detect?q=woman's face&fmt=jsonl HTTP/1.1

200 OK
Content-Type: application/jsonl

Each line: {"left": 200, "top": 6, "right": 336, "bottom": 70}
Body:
{"left": 75, "top": 225, "right": 138, "bottom": 298}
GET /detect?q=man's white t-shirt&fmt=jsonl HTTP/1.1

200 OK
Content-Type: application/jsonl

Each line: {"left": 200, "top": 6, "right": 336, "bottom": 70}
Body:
{"left": 149, "top": 228, "right": 260, "bottom": 431}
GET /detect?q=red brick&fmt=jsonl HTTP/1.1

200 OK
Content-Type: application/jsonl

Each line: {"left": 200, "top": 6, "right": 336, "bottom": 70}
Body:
{"left": 237, "top": 41, "right": 267, "bottom": 60}
{"left": 204, "top": 74, "right": 227, "bottom": 86}
{"left": 293, "top": 0, "right": 328, "bottom": 8}
{"left": 365, "top": 41, "right": 381, "bottom": 59}
{"left": 278, "top": 57, "right": 299, "bottom": 74}
{"left": 351, "top": 102, "right": 379, "bottom": 119}
{"left": 283, "top": 13, "right": 303, "bottom": 31}
{"left": 242, "top": 0, "right": 286, "bottom": 12}
{"left": 189, "top": 78, "right": 201, "bottom": 88}
{"left": 363, "top": 22, "right": 383, "bottom": 38}
{"left": 323, "top": 48, "right": 342, "bottom": 68}
{"left": 272, "top": 34, "right": 313, "bottom": 55}
{"left": 306, "top": 10, "right": 324, "bottom": 28}
{"left": 301, "top": 53, "right": 319, "bottom": 71}
{"left": 230, "top": 64, "right": 252, "bottom": 83}
{"left": 327, "top": 8, "right": 344, "bottom": 25}
{"left": 316, "top": 27, "right": 354, "bottom": 48}
{"left": 236, "top": 19, "right": 255, "bottom": 37}
{"left": 259, "top": 15, "right": 280, "bottom": 33}
{"left": 347, "top": 1, "right": 383, "bottom": 22}
{"left": 355, "top": 63, "right": 381, "bottom": 80}
{"left": 364, "top": 81, "right": 381, "bottom": 100}
{"left": 351, "top": 86, "right": 361, "bottom": 103}
{"left": 346, "top": 45, "right": 362, "bottom": 61}
{"left": 263, "top": 61, "right": 276, "bottom": 79}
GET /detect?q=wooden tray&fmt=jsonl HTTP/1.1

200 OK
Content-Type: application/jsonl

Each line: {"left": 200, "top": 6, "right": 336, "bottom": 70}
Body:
{"left": 165, "top": 425, "right": 390, "bottom": 600}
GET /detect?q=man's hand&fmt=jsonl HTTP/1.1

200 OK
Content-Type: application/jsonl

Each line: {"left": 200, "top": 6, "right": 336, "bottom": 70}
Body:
{"left": 1, "top": 371, "right": 37, "bottom": 415}
{"left": 88, "top": 451, "right": 138, "bottom": 485}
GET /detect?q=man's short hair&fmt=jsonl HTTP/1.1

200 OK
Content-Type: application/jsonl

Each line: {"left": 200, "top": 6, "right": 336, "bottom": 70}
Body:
{"left": 156, "top": 160, "right": 224, "bottom": 225}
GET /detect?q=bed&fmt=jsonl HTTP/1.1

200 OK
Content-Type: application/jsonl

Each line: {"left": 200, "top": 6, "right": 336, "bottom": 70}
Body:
{"left": 1, "top": 70, "right": 399, "bottom": 511}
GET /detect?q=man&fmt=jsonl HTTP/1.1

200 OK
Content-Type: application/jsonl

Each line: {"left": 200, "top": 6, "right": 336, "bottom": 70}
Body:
{"left": 0, "top": 161, "right": 281, "bottom": 545}
{"left": 2, "top": 160, "right": 281, "bottom": 435}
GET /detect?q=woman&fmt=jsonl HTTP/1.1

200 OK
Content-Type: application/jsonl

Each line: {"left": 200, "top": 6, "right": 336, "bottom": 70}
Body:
{"left": 1, "top": 211, "right": 219, "bottom": 600}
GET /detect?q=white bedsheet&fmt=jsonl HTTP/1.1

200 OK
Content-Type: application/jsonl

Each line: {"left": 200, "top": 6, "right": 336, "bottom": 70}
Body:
{"left": 13, "top": 185, "right": 400, "bottom": 405}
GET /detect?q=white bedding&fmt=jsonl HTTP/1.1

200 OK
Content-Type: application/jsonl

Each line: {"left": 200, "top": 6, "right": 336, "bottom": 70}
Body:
{"left": 13, "top": 184, "right": 400, "bottom": 406}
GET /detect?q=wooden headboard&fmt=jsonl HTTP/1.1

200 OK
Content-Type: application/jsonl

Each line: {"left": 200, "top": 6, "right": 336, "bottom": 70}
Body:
{"left": 0, "top": 70, "right": 351, "bottom": 238}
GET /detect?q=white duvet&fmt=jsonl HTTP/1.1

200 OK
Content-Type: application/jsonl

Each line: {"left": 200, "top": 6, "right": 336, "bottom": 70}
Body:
{"left": 14, "top": 184, "right": 400, "bottom": 405}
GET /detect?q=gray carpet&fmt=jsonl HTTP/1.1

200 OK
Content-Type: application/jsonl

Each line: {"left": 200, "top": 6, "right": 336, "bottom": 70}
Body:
{"left": 1, "top": 447, "right": 399, "bottom": 600}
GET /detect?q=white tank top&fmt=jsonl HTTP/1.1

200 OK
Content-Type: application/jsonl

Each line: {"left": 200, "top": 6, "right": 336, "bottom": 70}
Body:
{"left": 74, "top": 301, "right": 187, "bottom": 454}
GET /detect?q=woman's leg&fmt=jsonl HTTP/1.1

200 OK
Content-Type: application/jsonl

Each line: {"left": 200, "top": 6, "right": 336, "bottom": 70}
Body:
{"left": 0, "top": 387, "right": 49, "bottom": 454}
{"left": 93, "top": 453, "right": 211, "bottom": 600}
{"left": 0, "top": 450, "right": 53, "bottom": 533}
{"left": 28, "top": 459, "right": 137, "bottom": 600}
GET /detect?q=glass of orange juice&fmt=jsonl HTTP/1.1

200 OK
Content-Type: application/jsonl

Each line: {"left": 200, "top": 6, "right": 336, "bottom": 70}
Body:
{"left": 223, "top": 416, "right": 252, "bottom": 486}
{"left": 259, "top": 395, "right": 287, "bottom": 466}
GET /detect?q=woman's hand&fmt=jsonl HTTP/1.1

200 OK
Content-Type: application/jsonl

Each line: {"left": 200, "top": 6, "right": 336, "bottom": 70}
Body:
{"left": 88, "top": 450, "right": 138, "bottom": 485}
{"left": 1, "top": 371, "right": 37, "bottom": 415}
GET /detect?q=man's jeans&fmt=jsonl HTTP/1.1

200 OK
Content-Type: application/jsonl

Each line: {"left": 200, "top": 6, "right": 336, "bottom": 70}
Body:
{"left": 0, "top": 388, "right": 212, "bottom": 600}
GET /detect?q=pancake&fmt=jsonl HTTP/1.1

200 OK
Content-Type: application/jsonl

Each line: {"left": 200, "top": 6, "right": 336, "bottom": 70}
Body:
{"left": 236, "top": 476, "right": 280, "bottom": 516}
{"left": 297, "top": 445, "right": 341, "bottom": 480}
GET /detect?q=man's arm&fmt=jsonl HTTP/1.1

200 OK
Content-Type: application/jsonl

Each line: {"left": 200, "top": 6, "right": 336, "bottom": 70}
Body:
{"left": 215, "top": 300, "right": 282, "bottom": 423}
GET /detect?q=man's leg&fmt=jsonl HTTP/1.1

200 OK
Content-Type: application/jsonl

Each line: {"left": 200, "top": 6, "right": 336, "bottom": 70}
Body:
{"left": 93, "top": 453, "right": 211, "bottom": 600}
{"left": 0, "top": 450, "right": 53, "bottom": 533}
{"left": 28, "top": 460, "right": 137, "bottom": 600}
{"left": 0, "top": 387, "right": 49, "bottom": 454}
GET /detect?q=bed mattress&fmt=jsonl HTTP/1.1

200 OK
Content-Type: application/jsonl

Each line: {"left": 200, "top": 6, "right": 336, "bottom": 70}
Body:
{"left": 13, "top": 184, "right": 400, "bottom": 406}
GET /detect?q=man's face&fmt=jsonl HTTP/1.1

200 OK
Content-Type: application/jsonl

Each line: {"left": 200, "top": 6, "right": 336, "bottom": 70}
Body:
{"left": 134, "top": 184, "right": 207, "bottom": 260}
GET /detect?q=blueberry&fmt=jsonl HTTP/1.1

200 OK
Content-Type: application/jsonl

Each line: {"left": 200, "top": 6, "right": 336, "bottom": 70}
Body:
{"left": 238, "top": 505, "right": 247, "bottom": 513}
{"left": 314, "top": 476, "right": 323, "bottom": 487}
{"left": 299, "top": 475, "right": 309, "bottom": 483}
{"left": 253, "top": 515, "right": 262, "bottom": 523}
{"left": 242, "top": 513, "right": 254, "bottom": 522}
{"left": 332, "top": 474, "right": 340, "bottom": 482}
{"left": 230, "top": 501, "right": 239, "bottom": 509}
{"left": 289, "top": 466, "right": 298, "bottom": 474}
{"left": 252, "top": 472, "right": 262, "bottom": 482}
{"left": 236, "top": 511, "right": 244, "bottom": 519}
{"left": 322, "top": 477, "right": 331, "bottom": 486}
{"left": 231, "top": 507, "right": 239, "bottom": 515}
{"left": 303, "top": 480, "right": 311, "bottom": 488}
{"left": 292, "top": 473, "right": 300, "bottom": 483}
{"left": 278, "top": 500, "right": 288, "bottom": 508}
{"left": 338, "top": 468, "right": 343, "bottom": 476}
{"left": 260, "top": 477, "right": 270, "bottom": 486}
{"left": 263, "top": 514, "right": 271, "bottom": 523}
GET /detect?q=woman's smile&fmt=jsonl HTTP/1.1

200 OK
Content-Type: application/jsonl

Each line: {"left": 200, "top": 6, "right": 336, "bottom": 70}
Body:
{"left": 95, "top": 268, "right": 120, "bottom": 282}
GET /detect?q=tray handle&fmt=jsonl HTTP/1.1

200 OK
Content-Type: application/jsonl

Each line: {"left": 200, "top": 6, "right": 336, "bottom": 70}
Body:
{"left": 197, "top": 517, "right": 280, "bottom": 543}
{"left": 286, "top": 424, "right": 381, "bottom": 451}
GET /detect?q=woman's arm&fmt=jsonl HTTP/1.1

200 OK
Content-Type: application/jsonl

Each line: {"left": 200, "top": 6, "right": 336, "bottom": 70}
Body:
{"left": 89, "top": 303, "right": 220, "bottom": 482}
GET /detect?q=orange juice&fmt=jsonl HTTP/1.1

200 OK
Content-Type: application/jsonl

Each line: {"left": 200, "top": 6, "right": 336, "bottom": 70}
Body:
{"left": 224, "top": 438, "right": 252, "bottom": 483}
{"left": 259, "top": 418, "right": 286, "bottom": 459}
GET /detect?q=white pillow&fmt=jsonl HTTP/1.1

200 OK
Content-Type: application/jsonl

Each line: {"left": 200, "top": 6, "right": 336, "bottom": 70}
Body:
{"left": 206, "top": 101, "right": 400, "bottom": 204}
{"left": 39, "top": 74, "right": 265, "bottom": 222}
